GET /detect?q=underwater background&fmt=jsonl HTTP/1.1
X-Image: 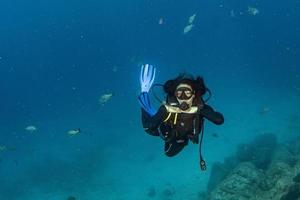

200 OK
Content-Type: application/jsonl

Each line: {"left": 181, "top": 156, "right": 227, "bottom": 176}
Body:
{"left": 0, "top": 0, "right": 299, "bottom": 199}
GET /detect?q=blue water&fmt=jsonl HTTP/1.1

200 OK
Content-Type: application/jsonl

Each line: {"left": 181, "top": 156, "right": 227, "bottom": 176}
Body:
{"left": 0, "top": 0, "right": 299, "bottom": 199}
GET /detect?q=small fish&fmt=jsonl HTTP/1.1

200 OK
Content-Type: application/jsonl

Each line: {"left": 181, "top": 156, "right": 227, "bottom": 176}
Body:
{"left": 188, "top": 14, "right": 196, "bottom": 24}
{"left": 248, "top": 6, "right": 259, "bottom": 16}
{"left": 67, "top": 128, "right": 81, "bottom": 136}
{"left": 99, "top": 93, "right": 113, "bottom": 105}
{"left": 0, "top": 145, "right": 16, "bottom": 153}
{"left": 230, "top": 10, "right": 235, "bottom": 17}
{"left": 183, "top": 24, "right": 194, "bottom": 34}
{"left": 259, "top": 107, "right": 270, "bottom": 115}
{"left": 158, "top": 17, "right": 164, "bottom": 25}
{"left": 25, "top": 125, "right": 37, "bottom": 132}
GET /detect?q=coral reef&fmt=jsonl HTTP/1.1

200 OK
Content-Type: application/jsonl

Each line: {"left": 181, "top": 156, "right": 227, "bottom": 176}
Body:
{"left": 206, "top": 134, "right": 300, "bottom": 200}
{"left": 280, "top": 183, "right": 300, "bottom": 200}
{"left": 293, "top": 173, "right": 300, "bottom": 183}
{"left": 235, "top": 133, "right": 277, "bottom": 170}
{"left": 207, "top": 158, "right": 236, "bottom": 192}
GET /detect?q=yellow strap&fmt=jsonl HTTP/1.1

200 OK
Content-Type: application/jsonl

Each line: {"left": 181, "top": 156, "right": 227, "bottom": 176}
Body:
{"left": 163, "top": 112, "right": 172, "bottom": 122}
{"left": 174, "top": 113, "right": 178, "bottom": 125}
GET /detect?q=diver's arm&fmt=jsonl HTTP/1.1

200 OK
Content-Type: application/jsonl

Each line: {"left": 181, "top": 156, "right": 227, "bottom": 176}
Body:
{"left": 142, "top": 105, "right": 168, "bottom": 135}
{"left": 200, "top": 104, "right": 224, "bottom": 125}
{"left": 138, "top": 64, "right": 157, "bottom": 116}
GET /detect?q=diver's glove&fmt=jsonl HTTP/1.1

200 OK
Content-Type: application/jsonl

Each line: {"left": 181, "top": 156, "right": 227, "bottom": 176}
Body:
{"left": 138, "top": 92, "right": 156, "bottom": 116}
{"left": 140, "top": 64, "right": 156, "bottom": 93}
{"left": 138, "top": 64, "right": 157, "bottom": 116}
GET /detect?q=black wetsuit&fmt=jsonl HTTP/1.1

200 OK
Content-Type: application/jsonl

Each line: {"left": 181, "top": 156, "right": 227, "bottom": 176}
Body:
{"left": 141, "top": 104, "right": 224, "bottom": 157}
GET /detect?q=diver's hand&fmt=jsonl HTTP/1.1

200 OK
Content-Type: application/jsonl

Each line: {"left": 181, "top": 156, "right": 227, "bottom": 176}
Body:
{"left": 140, "top": 64, "right": 156, "bottom": 93}
{"left": 138, "top": 92, "right": 156, "bottom": 116}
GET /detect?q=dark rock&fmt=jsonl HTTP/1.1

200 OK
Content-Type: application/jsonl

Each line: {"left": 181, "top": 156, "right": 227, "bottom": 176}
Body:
{"left": 252, "top": 146, "right": 273, "bottom": 170}
{"left": 289, "top": 138, "right": 300, "bottom": 155}
{"left": 206, "top": 132, "right": 300, "bottom": 200}
{"left": 252, "top": 133, "right": 277, "bottom": 149}
{"left": 293, "top": 173, "right": 300, "bottom": 183}
{"left": 280, "top": 183, "right": 300, "bottom": 200}
{"left": 258, "top": 178, "right": 272, "bottom": 191}
{"left": 208, "top": 162, "right": 264, "bottom": 200}
{"left": 207, "top": 161, "right": 232, "bottom": 192}
{"left": 223, "top": 155, "right": 239, "bottom": 169}
{"left": 288, "top": 157, "right": 298, "bottom": 167}
{"left": 236, "top": 144, "right": 254, "bottom": 162}
{"left": 236, "top": 133, "right": 277, "bottom": 170}
{"left": 272, "top": 145, "right": 297, "bottom": 167}
{"left": 268, "top": 161, "right": 289, "bottom": 175}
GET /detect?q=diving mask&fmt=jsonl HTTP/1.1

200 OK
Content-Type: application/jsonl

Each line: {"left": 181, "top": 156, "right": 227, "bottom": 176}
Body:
{"left": 175, "top": 87, "right": 194, "bottom": 100}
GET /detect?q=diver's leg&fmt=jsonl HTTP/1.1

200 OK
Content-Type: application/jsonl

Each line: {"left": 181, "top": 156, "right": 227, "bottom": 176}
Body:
{"left": 164, "top": 141, "right": 186, "bottom": 157}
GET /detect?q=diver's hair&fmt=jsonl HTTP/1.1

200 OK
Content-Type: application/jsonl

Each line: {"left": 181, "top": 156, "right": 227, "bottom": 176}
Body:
{"left": 163, "top": 73, "right": 207, "bottom": 98}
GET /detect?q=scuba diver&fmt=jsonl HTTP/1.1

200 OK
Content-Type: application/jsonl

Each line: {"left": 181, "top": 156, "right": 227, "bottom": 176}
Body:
{"left": 138, "top": 64, "right": 224, "bottom": 170}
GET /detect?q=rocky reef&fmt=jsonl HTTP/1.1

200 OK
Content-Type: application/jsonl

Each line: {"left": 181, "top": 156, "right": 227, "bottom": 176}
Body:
{"left": 205, "top": 133, "right": 300, "bottom": 200}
